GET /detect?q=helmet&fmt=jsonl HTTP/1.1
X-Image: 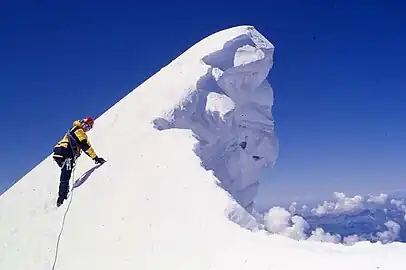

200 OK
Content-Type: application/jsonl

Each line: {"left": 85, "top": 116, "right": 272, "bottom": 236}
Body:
{"left": 81, "top": 117, "right": 94, "bottom": 131}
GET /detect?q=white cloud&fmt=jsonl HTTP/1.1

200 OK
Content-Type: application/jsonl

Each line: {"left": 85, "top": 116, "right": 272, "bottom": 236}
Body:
{"left": 264, "top": 206, "right": 340, "bottom": 243}
{"left": 389, "top": 199, "right": 406, "bottom": 222}
{"left": 343, "top": 234, "right": 361, "bottom": 245}
{"left": 312, "top": 192, "right": 364, "bottom": 215}
{"left": 264, "top": 207, "right": 291, "bottom": 234}
{"left": 264, "top": 207, "right": 310, "bottom": 241}
{"left": 367, "top": 193, "right": 388, "bottom": 204}
{"left": 309, "top": 192, "right": 392, "bottom": 216}
{"left": 390, "top": 198, "right": 406, "bottom": 212}
{"left": 307, "top": 228, "right": 341, "bottom": 243}
{"left": 288, "top": 202, "right": 297, "bottom": 214}
{"left": 282, "top": 215, "right": 309, "bottom": 241}
{"left": 376, "top": 220, "right": 400, "bottom": 244}
{"left": 262, "top": 192, "right": 405, "bottom": 246}
{"left": 390, "top": 198, "right": 403, "bottom": 208}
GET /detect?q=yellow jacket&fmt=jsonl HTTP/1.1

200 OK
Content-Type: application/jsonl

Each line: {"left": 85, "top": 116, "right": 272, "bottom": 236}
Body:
{"left": 53, "top": 120, "right": 97, "bottom": 160}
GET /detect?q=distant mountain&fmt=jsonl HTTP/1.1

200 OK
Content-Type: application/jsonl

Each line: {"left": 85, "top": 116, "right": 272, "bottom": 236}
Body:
{"left": 304, "top": 206, "right": 406, "bottom": 242}
{"left": 258, "top": 192, "right": 406, "bottom": 244}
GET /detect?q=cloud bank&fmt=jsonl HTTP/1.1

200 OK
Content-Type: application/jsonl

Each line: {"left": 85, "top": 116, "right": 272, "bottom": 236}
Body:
{"left": 261, "top": 192, "right": 406, "bottom": 245}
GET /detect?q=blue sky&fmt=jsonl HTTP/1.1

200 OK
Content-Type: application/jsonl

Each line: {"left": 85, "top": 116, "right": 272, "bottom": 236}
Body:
{"left": 1, "top": 1, "right": 406, "bottom": 202}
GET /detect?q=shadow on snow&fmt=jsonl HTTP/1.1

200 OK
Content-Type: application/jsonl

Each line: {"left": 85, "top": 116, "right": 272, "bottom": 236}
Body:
{"left": 72, "top": 163, "right": 104, "bottom": 189}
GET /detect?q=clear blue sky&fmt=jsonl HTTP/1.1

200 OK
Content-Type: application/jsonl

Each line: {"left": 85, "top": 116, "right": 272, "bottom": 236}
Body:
{"left": 1, "top": 1, "right": 406, "bottom": 202}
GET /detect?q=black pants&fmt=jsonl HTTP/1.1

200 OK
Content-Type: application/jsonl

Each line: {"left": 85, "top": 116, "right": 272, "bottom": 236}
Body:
{"left": 54, "top": 157, "right": 75, "bottom": 199}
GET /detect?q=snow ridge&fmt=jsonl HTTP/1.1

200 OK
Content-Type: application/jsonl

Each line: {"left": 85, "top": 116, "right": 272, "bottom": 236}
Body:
{"left": 153, "top": 28, "right": 278, "bottom": 214}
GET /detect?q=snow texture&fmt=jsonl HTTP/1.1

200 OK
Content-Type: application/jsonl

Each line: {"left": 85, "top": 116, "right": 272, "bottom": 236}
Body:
{"left": 153, "top": 28, "right": 278, "bottom": 213}
{"left": 1, "top": 25, "right": 406, "bottom": 270}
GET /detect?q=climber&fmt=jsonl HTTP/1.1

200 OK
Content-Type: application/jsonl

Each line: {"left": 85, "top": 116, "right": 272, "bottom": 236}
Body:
{"left": 52, "top": 117, "right": 106, "bottom": 206}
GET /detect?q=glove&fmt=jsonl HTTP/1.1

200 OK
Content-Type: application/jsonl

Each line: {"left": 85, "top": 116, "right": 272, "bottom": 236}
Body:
{"left": 94, "top": 156, "right": 106, "bottom": 164}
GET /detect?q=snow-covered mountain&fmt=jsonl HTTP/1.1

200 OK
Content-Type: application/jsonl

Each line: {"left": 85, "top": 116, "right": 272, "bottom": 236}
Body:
{"left": 1, "top": 25, "right": 405, "bottom": 270}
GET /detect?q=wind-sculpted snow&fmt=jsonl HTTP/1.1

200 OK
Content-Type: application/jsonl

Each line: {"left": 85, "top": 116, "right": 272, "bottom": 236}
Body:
{"left": 153, "top": 29, "right": 278, "bottom": 215}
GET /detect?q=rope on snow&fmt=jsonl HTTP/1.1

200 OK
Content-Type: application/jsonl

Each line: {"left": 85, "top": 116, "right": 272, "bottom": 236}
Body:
{"left": 51, "top": 129, "right": 79, "bottom": 270}
{"left": 51, "top": 163, "right": 76, "bottom": 270}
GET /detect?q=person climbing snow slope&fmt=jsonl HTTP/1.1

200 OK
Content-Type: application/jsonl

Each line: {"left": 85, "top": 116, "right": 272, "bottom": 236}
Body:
{"left": 53, "top": 117, "right": 106, "bottom": 207}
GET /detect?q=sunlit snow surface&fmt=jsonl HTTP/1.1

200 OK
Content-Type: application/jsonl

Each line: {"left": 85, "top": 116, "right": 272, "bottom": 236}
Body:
{"left": 154, "top": 27, "right": 277, "bottom": 213}
{"left": 1, "top": 25, "right": 406, "bottom": 270}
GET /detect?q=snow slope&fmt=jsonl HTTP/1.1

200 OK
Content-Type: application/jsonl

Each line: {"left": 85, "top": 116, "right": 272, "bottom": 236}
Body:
{"left": 1, "top": 25, "right": 405, "bottom": 270}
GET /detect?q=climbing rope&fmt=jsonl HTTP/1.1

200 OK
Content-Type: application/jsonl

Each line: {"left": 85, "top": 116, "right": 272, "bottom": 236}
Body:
{"left": 51, "top": 164, "right": 76, "bottom": 270}
{"left": 51, "top": 128, "right": 79, "bottom": 270}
